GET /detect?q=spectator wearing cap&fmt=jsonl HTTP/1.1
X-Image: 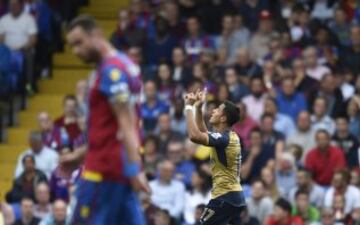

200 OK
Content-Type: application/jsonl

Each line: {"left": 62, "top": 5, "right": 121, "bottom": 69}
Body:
{"left": 311, "top": 96, "right": 336, "bottom": 136}
{"left": 303, "top": 47, "right": 331, "bottom": 81}
{"left": 110, "top": 9, "right": 146, "bottom": 51}
{"left": 141, "top": 80, "right": 170, "bottom": 133}
{"left": 242, "top": 76, "right": 266, "bottom": 123}
{"left": 276, "top": 77, "right": 307, "bottom": 122}
{"left": 14, "top": 131, "right": 58, "bottom": 179}
{"left": 149, "top": 160, "right": 185, "bottom": 219}
{"left": 249, "top": 10, "right": 278, "bottom": 62}
{"left": 292, "top": 189, "right": 320, "bottom": 224}
{"left": 232, "top": 102, "right": 258, "bottom": 150}
{"left": 233, "top": 47, "right": 262, "bottom": 86}
{"left": 287, "top": 111, "right": 316, "bottom": 161}
{"left": 340, "top": 25, "right": 360, "bottom": 75}
{"left": 6, "top": 155, "right": 47, "bottom": 203}
{"left": 38, "top": 112, "right": 70, "bottom": 152}
{"left": 14, "top": 197, "right": 40, "bottom": 225}
{"left": 247, "top": 179, "right": 274, "bottom": 224}
{"left": 39, "top": 199, "right": 70, "bottom": 225}
{"left": 214, "top": 13, "right": 250, "bottom": 64}
{"left": 288, "top": 168, "right": 325, "bottom": 209}
{"left": 182, "top": 16, "right": 214, "bottom": 65}
{"left": 275, "top": 152, "right": 297, "bottom": 198}
{"left": 171, "top": 47, "right": 193, "bottom": 89}
{"left": 332, "top": 117, "right": 360, "bottom": 168}
{"left": 309, "top": 73, "right": 346, "bottom": 119}
{"left": 54, "top": 95, "right": 81, "bottom": 145}
{"left": 324, "top": 169, "right": 360, "bottom": 217}
{"left": 263, "top": 97, "right": 296, "bottom": 138}
{"left": 328, "top": 7, "right": 351, "bottom": 47}
{"left": 144, "top": 15, "right": 177, "bottom": 68}
{"left": 305, "top": 130, "right": 346, "bottom": 186}
{"left": 265, "top": 198, "right": 304, "bottom": 225}
{"left": 33, "top": 182, "right": 51, "bottom": 220}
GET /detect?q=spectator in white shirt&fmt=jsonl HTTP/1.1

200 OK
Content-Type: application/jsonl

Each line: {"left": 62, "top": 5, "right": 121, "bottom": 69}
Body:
{"left": 183, "top": 169, "right": 211, "bottom": 225}
{"left": 149, "top": 160, "right": 185, "bottom": 219}
{"left": 0, "top": 0, "right": 37, "bottom": 50}
{"left": 242, "top": 76, "right": 266, "bottom": 123}
{"left": 324, "top": 169, "right": 360, "bottom": 216}
{"left": 311, "top": 96, "right": 336, "bottom": 135}
{"left": 15, "top": 131, "right": 59, "bottom": 179}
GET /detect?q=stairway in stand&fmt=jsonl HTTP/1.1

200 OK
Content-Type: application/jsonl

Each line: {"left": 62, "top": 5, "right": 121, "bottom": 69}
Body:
{"left": 0, "top": 0, "right": 129, "bottom": 200}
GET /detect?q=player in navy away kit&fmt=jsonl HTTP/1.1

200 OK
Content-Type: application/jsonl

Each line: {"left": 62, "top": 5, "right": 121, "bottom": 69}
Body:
{"left": 64, "top": 15, "right": 150, "bottom": 225}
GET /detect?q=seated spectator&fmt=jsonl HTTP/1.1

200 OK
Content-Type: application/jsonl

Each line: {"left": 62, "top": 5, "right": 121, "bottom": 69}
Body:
{"left": 350, "top": 169, "right": 360, "bottom": 189}
{"left": 183, "top": 170, "right": 211, "bottom": 225}
{"left": 191, "top": 63, "right": 216, "bottom": 97}
{"left": 265, "top": 198, "right": 304, "bottom": 225}
{"left": 149, "top": 160, "right": 185, "bottom": 219}
{"left": 110, "top": 9, "right": 146, "bottom": 50}
{"left": 182, "top": 16, "right": 214, "bottom": 65}
{"left": 141, "top": 80, "right": 170, "bottom": 133}
{"left": 154, "top": 208, "right": 176, "bottom": 225}
{"left": 308, "top": 73, "right": 345, "bottom": 118}
{"left": 232, "top": 102, "right": 258, "bottom": 149}
{"left": 332, "top": 117, "right": 360, "bottom": 168}
{"left": 305, "top": 130, "right": 346, "bottom": 186}
{"left": 171, "top": 47, "right": 192, "bottom": 88}
{"left": 275, "top": 152, "right": 297, "bottom": 198}
{"left": 241, "top": 129, "right": 267, "bottom": 183}
{"left": 163, "top": 1, "right": 186, "bottom": 40}
{"left": 242, "top": 76, "right": 266, "bottom": 123}
{"left": 303, "top": 47, "right": 331, "bottom": 81}
{"left": 75, "top": 79, "right": 88, "bottom": 116}
{"left": 247, "top": 179, "right": 274, "bottom": 224}
{"left": 288, "top": 144, "right": 304, "bottom": 168}
{"left": 333, "top": 194, "right": 347, "bottom": 223}
{"left": 263, "top": 97, "right": 296, "bottom": 138}
{"left": 292, "top": 189, "right": 320, "bottom": 224}
{"left": 156, "top": 63, "right": 175, "bottom": 103}
{"left": 39, "top": 199, "right": 70, "bottom": 225}
{"left": 276, "top": 77, "right": 307, "bottom": 122}
{"left": 170, "top": 98, "right": 187, "bottom": 136}
{"left": 346, "top": 207, "right": 360, "bottom": 225}
{"left": 324, "top": 170, "right": 360, "bottom": 218}
{"left": 334, "top": 70, "right": 355, "bottom": 101}
{"left": 0, "top": 202, "right": 15, "bottom": 225}
{"left": 54, "top": 95, "right": 81, "bottom": 144}
{"left": 33, "top": 183, "right": 51, "bottom": 220}
{"left": 143, "top": 135, "right": 162, "bottom": 180}
{"left": 287, "top": 111, "right": 316, "bottom": 161}
{"left": 15, "top": 131, "right": 58, "bottom": 179}
{"left": 14, "top": 197, "right": 40, "bottom": 225}
{"left": 6, "top": 155, "right": 47, "bottom": 203}
{"left": 214, "top": 13, "right": 250, "bottom": 64}
{"left": 260, "top": 113, "right": 285, "bottom": 161}
{"left": 156, "top": 113, "right": 184, "bottom": 154}
{"left": 38, "top": 112, "right": 70, "bottom": 152}
{"left": 339, "top": 25, "right": 360, "bottom": 76}
{"left": 311, "top": 96, "right": 336, "bottom": 135}
{"left": 289, "top": 169, "right": 325, "bottom": 209}
{"left": 166, "top": 138, "right": 195, "bottom": 187}
{"left": 249, "top": 10, "right": 278, "bottom": 62}
{"left": 347, "top": 97, "right": 360, "bottom": 139}
{"left": 224, "top": 67, "right": 249, "bottom": 102}
{"left": 261, "top": 167, "right": 284, "bottom": 200}
{"left": 291, "top": 58, "right": 319, "bottom": 98}
{"left": 328, "top": 7, "right": 351, "bottom": 47}
{"left": 240, "top": 208, "right": 260, "bottom": 225}
{"left": 233, "top": 47, "right": 262, "bottom": 85}
{"left": 144, "top": 15, "right": 177, "bottom": 67}
{"left": 309, "top": 207, "right": 344, "bottom": 225}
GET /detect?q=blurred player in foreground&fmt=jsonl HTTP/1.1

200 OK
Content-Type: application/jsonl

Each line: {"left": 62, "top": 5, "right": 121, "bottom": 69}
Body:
{"left": 64, "top": 15, "right": 150, "bottom": 225}
{"left": 184, "top": 90, "right": 246, "bottom": 225}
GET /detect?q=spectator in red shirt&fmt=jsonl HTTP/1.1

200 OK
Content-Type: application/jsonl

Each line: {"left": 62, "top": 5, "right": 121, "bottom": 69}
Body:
{"left": 54, "top": 95, "right": 81, "bottom": 144}
{"left": 265, "top": 198, "right": 304, "bottom": 225}
{"left": 305, "top": 130, "right": 347, "bottom": 186}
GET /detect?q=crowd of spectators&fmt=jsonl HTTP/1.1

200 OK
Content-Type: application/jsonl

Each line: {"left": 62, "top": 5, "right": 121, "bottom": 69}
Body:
{"left": 1, "top": 0, "right": 360, "bottom": 225}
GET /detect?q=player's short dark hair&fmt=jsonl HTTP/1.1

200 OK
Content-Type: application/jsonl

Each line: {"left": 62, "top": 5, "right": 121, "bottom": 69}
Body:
{"left": 223, "top": 100, "right": 240, "bottom": 127}
{"left": 196, "top": 204, "right": 206, "bottom": 211}
{"left": 275, "top": 198, "right": 292, "bottom": 214}
{"left": 68, "top": 15, "right": 98, "bottom": 33}
{"left": 295, "top": 188, "right": 309, "bottom": 199}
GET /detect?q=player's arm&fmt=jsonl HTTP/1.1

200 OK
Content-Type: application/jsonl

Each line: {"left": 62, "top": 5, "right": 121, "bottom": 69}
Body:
{"left": 185, "top": 93, "right": 209, "bottom": 145}
{"left": 60, "top": 145, "right": 87, "bottom": 166}
{"left": 194, "top": 90, "right": 208, "bottom": 133}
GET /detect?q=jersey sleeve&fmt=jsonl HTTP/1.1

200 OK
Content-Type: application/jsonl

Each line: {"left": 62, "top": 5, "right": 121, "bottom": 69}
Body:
{"left": 98, "top": 66, "right": 130, "bottom": 103}
{"left": 207, "top": 132, "right": 229, "bottom": 148}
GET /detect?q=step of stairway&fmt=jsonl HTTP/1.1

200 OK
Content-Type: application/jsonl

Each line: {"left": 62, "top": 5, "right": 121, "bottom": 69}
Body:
{"left": 38, "top": 80, "right": 78, "bottom": 95}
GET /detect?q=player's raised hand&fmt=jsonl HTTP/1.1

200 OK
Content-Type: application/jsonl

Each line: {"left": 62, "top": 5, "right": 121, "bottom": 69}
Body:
{"left": 194, "top": 88, "right": 207, "bottom": 108}
{"left": 185, "top": 92, "right": 197, "bottom": 106}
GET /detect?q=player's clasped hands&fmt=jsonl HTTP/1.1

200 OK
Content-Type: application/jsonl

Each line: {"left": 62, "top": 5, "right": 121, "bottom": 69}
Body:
{"left": 185, "top": 89, "right": 207, "bottom": 107}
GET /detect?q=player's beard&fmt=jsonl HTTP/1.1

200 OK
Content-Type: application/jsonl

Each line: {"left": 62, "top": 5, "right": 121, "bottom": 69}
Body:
{"left": 82, "top": 48, "right": 101, "bottom": 64}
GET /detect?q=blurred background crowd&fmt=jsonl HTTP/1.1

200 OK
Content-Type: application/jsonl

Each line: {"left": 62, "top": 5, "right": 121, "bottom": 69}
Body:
{"left": 1, "top": 0, "right": 360, "bottom": 225}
